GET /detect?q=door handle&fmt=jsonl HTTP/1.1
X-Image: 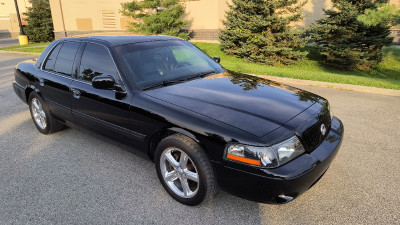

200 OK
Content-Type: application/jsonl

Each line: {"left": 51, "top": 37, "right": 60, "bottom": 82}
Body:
{"left": 38, "top": 78, "right": 44, "bottom": 86}
{"left": 71, "top": 88, "right": 81, "bottom": 99}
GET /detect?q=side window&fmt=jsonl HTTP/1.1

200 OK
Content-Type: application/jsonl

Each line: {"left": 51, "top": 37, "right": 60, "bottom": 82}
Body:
{"left": 78, "top": 43, "right": 118, "bottom": 82}
{"left": 44, "top": 43, "right": 62, "bottom": 71}
{"left": 53, "top": 42, "right": 80, "bottom": 76}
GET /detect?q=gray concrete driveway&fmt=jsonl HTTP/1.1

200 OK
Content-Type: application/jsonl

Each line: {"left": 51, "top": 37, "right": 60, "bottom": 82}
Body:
{"left": 0, "top": 53, "right": 399, "bottom": 224}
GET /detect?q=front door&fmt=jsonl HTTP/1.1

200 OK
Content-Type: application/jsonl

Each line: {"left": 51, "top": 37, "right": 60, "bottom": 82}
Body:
{"left": 70, "top": 43, "right": 138, "bottom": 145}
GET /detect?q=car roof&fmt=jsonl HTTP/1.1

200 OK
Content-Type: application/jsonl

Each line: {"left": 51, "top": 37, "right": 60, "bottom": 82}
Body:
{"left": 59, "top": 35, "right": 182, "bottom": 47}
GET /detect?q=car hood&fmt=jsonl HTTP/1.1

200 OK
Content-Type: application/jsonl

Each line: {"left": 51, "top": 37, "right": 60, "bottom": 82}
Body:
{"left": 144, "top": 71, "right": 324, "bottom": 137}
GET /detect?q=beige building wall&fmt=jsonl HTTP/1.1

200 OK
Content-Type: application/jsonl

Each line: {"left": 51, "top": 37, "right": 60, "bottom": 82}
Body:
{"left": 390, "top": 0, "right": 400, "bottom": 43}
{"left": 49, "top": 0, "right": 132, "bottom": 39}
{"left": 48, "top": 0, "right": 400, "bottom": 42}
{"left": 0, "top": 0, "right": 30, "bottom": 38}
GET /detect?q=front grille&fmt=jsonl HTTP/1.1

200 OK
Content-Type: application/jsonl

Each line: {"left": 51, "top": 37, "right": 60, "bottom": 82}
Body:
{"left": 301, "top": 114, "right": 331, "bottom": 152}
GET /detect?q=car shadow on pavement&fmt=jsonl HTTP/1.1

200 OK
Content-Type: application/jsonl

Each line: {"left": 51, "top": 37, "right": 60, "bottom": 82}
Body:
{"left": 1, "top": 120, "right": 264, "bottom": 224}
{"left": 65, "top": 127, "right": 265, "bottom": 224}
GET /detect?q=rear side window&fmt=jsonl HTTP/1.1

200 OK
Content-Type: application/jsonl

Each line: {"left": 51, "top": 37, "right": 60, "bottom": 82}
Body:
{"left": 44, "top": 42, "right": 80, "bottom": 76}
{"left": 78, "top": 43, "right": 118, "bottom": 82}
{"left": 44, "top": 43, "right": 62, "bottom": 71}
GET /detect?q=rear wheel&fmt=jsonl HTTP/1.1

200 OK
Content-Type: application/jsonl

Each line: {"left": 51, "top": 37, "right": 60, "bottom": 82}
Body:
{"left": 28, "top": 92, "right": 64, "bottom": 134}
{"left": 155, "top": 134, "right": 216, "bottom": 206}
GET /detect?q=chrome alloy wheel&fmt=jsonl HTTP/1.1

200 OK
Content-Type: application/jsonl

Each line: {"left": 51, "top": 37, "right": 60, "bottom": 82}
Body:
{"left": 160, "top": 147, "right": 199, "bottom": 198}
{"left": 31, "top": 98, "right": 47, "bottom": 129}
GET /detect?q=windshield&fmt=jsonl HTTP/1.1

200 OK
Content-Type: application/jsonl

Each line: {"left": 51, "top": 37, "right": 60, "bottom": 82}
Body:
{"left": 117, "top": 40, "right": 224, "bottom": 89}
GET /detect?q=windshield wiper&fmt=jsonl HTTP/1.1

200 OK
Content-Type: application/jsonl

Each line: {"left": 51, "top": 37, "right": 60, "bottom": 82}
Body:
{"left": 142, "top": 71, "right": 216, "bottom": 91}
{"left": 142, "top": 78, "right": 186, "bottom": 90}
{"left": 187, "top": 70, "right": 216, "bottom": 80}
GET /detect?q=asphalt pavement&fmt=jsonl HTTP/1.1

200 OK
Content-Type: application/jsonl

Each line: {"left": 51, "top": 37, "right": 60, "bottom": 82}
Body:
{"left": 0, "top": 53, "right": 399, "bottom": 224}
{"left": 0, "top": 38, "right": 19, "bottom": 48}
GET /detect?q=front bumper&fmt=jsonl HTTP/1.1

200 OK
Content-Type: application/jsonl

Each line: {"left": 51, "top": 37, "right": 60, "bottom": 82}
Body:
{"left": 214, "top": 117, "right": 344, "bottom": 204}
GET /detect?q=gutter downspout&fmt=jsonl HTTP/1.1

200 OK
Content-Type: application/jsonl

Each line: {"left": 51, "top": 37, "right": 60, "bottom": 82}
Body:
{"left": 59, "top": 0, "right": 67, "bottom": 37}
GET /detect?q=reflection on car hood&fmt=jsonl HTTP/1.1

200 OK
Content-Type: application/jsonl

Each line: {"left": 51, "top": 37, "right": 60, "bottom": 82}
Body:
{"left": 144, "top": 71, "right": 324, "bottom": 137}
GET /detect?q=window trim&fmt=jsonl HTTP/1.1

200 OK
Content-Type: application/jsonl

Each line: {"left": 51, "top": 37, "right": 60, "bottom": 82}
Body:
{"left": 43, "top": 42, "right": 62, "bottom": 72}
{"left": 41, "top": 40, "right": 128, "bottom": 92}
{"left": 76, "top": 41, "right": 128, "bottom": 91}
{"left": 41, "top": 41, "right": 81, "bottom": 80}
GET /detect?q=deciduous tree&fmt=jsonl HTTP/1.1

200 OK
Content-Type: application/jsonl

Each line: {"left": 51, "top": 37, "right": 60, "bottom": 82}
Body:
{"left": 121, "top": 0, "right": 189, "bottom": 39}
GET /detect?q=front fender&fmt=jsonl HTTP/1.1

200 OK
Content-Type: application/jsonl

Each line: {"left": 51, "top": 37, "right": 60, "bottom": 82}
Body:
{"left": 168, "top": 127, "right": 200, "bottom": 143}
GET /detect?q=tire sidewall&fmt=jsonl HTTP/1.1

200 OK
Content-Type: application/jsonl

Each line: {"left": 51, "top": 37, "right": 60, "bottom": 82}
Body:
{"left": 155, "top": 136, "right": 210, "bottom": 206}
{"left": 28, "top": 92, "right": 51, "bottom": 134}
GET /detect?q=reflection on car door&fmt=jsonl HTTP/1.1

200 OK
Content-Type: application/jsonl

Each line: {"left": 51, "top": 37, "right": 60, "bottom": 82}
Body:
{"left": 69, "top": 42, "right": 141, "bottom": 145}
{"left": 38, "top": 41, "right": 81, "bottom": 122}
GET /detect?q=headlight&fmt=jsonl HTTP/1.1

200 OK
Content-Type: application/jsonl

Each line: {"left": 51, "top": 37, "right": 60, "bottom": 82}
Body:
{"left": 226, "top": 136, "right": 305, "bottom": 168}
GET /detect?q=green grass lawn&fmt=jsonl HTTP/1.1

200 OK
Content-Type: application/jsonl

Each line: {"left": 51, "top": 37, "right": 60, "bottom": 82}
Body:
{"left": 0, "top": 42, "right": 50, "bottom": 53}
{"left": 193, "top": 42, "right": 400, "bottom": 90}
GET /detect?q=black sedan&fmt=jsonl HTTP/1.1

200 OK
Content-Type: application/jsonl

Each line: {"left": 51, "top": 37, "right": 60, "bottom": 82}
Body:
{"left": 13, "top": 36, "right": 343, "bottom": 206}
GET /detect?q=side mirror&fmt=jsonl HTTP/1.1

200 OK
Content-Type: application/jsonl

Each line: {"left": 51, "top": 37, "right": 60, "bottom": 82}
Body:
{"left": 213, "top": 56, "right": 221, "bottom": 63}
{"left": 92, "top": 75, "right": 115, "bottom": 90}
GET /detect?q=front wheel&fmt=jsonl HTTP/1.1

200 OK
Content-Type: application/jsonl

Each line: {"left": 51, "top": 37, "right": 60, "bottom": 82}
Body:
{"left": 155, "top": 134, "right": 216, "bottom": 206}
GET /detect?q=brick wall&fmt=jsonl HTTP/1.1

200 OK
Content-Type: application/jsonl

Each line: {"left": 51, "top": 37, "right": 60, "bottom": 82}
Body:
{"left": 189, "top": 29, "right": 219, "bottom": 41}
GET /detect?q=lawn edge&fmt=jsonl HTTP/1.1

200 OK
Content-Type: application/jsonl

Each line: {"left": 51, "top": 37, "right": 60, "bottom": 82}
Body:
{"left": 255, "top": 74, "right": 400, "bottom": 97}
{"left": 0, "top": 50, "right": 41, "bottom": 56}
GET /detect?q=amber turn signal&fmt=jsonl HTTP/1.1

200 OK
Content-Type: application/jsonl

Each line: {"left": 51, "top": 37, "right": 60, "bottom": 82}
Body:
{"left": 227, "top": 154, "right": 261, "bottom": 166}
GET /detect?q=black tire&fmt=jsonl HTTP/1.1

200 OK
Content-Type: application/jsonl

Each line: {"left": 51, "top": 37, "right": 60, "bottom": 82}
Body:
{"left": 155, "top": 133, "right": 217, "bottom": 206}
{"left": 28, "top": 92, "right": 64, "bottom": 135}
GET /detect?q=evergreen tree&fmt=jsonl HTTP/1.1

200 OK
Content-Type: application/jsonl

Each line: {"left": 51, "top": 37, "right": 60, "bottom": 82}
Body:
{"left": 23, "top": 0, "right": 54, "bottom": 42}
{"left": 121, "top": 0, "right": 189, "bottom": 39}
{"left": 310, "top": 0, "right": 393, "bottom": 70}
{"left": 219, "top": 0, "right": 308, "bottom": 65}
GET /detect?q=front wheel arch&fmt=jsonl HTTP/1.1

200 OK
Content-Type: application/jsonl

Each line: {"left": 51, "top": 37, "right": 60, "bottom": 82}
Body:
{"left": 147, "top": 127, "right": 204, "bottom": 161}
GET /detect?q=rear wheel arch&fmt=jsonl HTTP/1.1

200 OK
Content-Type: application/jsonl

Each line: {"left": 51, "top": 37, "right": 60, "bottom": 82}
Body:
{"left": 25, "top": 85, "right": 41, "bottom": 104}
{"left": 28, "top": 91, "right": 64, "bottom": 134}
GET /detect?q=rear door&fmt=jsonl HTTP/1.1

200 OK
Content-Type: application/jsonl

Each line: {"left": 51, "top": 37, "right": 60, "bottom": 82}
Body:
{"left": 69, "top": 42, "right": 139, "bottom": 144}
{"left": 37, "top": 41, "right": 81, "bottom": 122}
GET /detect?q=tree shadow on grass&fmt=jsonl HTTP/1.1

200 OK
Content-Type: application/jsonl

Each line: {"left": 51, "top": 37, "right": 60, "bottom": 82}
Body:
{"left": 382, "top": 46, "right": 400, "bottom": 61}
